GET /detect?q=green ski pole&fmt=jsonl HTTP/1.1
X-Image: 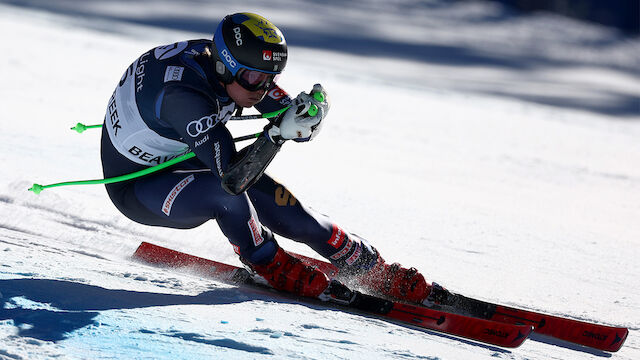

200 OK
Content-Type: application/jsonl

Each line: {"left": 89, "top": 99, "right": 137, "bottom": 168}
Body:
{"left": 30, "top": 91, "right": 325, "bottom": 194}
{"left": 29, "top": 152, "right": 197, "bottom": 194}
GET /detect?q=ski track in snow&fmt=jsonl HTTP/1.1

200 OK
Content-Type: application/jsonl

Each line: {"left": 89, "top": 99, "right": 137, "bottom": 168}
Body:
{"left": 1, "top": 1, "right": 639, "bottom": 359}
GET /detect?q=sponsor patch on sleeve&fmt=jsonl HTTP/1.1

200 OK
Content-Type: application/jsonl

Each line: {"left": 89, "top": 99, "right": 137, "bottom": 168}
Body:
{"left": 164, "top": 66, "right": 184, "bottom": 82}
{"left": 268, "top": 87, "right": 287, "bottom": 101}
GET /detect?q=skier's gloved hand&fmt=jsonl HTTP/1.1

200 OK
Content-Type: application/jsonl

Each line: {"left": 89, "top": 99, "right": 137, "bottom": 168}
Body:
{"left": 266, "top": 84, "right": 330, "bottom": 144}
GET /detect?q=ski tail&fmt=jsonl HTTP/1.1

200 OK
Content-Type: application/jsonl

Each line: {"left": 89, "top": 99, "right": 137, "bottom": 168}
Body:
{"left": 132, "top": 241, "right": 250, "bottom": 283}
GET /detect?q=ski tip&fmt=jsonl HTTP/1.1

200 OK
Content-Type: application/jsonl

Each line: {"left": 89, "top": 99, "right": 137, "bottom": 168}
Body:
{"left": 606, "top": 327, "right": 629, "bottom": 352}
{"left": 510, "top": 325, "right": 534, "bottom": 348}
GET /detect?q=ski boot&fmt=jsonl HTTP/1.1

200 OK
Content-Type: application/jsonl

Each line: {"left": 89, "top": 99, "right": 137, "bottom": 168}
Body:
{"left": 327, "top": 230, "right": 430, "bottom": 304}
{"left": 356, "top": 255, "right": 431, "bottom": 304}
{"left": 246, "top": 246, "right": 330, "bottom": 298}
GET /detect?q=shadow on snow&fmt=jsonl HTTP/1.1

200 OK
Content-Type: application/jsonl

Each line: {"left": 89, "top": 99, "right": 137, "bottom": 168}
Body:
{"left": 1, "top": 278, "right": 511, "bottom": 355}
{"left": 1, "top": 278, "right": 615, "bottom": 356}
{"left": 0, "top": 278, "right": 275, "bottom": 342}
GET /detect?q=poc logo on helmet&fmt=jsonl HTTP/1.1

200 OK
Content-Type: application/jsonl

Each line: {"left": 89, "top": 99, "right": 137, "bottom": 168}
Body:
{"left": 233, "top": 27, "right": 243, "bottom": 46}
{"left": 221, "top": 49, "right": 237, "bottom": 68}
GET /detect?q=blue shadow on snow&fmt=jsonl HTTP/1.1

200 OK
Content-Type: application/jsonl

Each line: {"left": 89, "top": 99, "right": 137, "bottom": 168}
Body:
{"left": 0, "top": 278, "right": 273, "bottom": 342}
{"left": 1, "top": 278, "right": 514, "bottom": 355}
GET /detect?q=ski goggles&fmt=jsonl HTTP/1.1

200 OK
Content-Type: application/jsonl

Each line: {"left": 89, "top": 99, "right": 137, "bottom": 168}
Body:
{"left": 235, "top": 68, "right": 278, "bottom": 92}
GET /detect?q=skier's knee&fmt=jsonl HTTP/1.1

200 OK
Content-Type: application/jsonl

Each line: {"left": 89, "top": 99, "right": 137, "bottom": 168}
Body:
{"left": 213, "top": 192, "right": 253, "bottom": 219}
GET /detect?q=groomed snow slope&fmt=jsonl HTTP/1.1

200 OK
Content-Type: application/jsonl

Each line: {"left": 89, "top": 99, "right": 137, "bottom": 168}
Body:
{"left": 1, "top": 1, "right": 639, "bottom": 359}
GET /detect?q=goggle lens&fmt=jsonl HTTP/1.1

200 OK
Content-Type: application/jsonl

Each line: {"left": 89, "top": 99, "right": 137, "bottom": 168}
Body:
{"left": 235, "top": 69, "right": 277, "bottom": 91}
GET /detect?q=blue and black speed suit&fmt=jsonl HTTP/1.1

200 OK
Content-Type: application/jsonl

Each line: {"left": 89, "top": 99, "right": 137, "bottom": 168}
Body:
{"left": 101, "top": 39, "right": 377, "bottom": 269}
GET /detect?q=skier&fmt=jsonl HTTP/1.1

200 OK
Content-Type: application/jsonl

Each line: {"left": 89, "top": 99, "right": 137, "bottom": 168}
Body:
{"left": 101, "top": 12, "right": 433, "bottom": 303}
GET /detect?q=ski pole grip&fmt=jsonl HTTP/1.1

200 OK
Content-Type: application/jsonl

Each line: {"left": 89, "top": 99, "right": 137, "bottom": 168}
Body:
{"left": 307, "top": 92, "right": 325, "bottom": 117}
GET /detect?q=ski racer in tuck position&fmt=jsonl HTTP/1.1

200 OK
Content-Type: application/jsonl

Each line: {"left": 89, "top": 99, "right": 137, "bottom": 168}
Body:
{"left": 101, "top": 12, "right": 434, "bottom": 303}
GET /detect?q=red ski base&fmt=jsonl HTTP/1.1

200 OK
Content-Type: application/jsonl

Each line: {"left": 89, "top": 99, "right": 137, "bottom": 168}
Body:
{"left": 132, "top": 242, "right": 532, "bottom": 348}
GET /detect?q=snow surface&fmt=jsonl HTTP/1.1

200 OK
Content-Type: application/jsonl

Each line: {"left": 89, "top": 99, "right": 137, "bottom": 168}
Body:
{"left": 1, "top": 1, "right": 639, "bottom": 359}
